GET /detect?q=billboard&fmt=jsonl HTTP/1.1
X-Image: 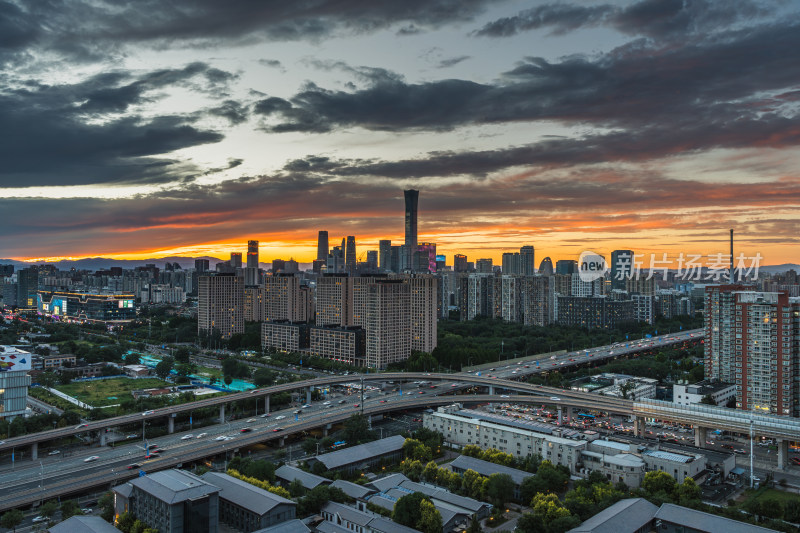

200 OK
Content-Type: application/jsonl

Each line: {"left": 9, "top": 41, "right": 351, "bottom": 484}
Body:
{"left": 0, "top": 348, "right": 32, "bottom": 372}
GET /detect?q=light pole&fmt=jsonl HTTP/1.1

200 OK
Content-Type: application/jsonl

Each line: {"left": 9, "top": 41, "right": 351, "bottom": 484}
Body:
{"left": 39, "top": 460, "right": 44, "bottom": 489}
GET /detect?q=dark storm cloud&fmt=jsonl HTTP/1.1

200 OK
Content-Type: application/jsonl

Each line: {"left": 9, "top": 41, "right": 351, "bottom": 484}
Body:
{"left": 474, "top": 0, "right": 777, "bottom": 40}
{"left": 254, "top": 18, "right": 800, "bottom": 151}
{"left": 0, "top": 62, "right": 234, "bottom": 187}
{"left": 206, "top": 100, "right": 250, "bottom": 125}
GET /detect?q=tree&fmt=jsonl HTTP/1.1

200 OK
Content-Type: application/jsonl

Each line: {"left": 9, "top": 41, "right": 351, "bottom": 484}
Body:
{"left": 393, "top": 492, "right": 429, "bottom": 528}
{"left": 288, "top": 479, "right": 306, "bottom": 497}
{"left": 224, "top": 374, "right": 233, "bottom": 387}
{"left": 175, "top": 347, "right": 191, "bottom": 364}
{"left": 462, "top": 469, "right": 485, "bottom": 499}
{"left": 253, "top": 368, "right": 276, "bottom": 387}
{"left": 60, "top": 499, "right": 81, "bottom": 520}
{"left": 516, "top": 512, "right": 544, "bottom": 533}
{"left": 0, "top": 510, "right": 24, "bottom": 532}
{"left": 676, "top": 477, "right": 701, "bottom": 504}
{"left": 423, "top": 460, "right": 439, "bottom": 482}
{"left": 125, "top": 352, "right": 141, "bottom": 365}
{"left": 98, "top": 491, "right": 115, "bottom": 522}
{"left": 175, "top": 362, "right": 197, "bottom": 379}
{"left": 467, "top": 516, "right": 482, "bottom": 533}
{"left": 487, "top": 473, "right": 515, "bottom": 507}
{"left": 344, "top": 414, "right": 374, "bottom": 444}
{"left": 303, "top": 438, "right": 319, "bottom": 455}
{"left": 39, "top": 500, "right": 58, "bottom": 519}
{"left": 417, "top": 498, "right": 443, "bottom": 533}
{"left": 154, "top": 356, "right": 174, "bottom": 380}
{"left": 117, "top": 512, "right": 136, "bottom": 533}
{"left": 38, "top": 371, "right": 58, "bottom": 388}
{"left": 642, "top": 471, "right": 677, "bottom": 496}
{"left": 297, "top": 486, "right": 351, "bottom": 516}
{"left": 530, "top": 493, "right": 576, "bottom": 532}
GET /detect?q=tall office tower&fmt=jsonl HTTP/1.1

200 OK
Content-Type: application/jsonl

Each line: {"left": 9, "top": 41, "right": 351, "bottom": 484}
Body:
{"left": 476, "top": 258, "right": 493, "bottom": 274}
{"left": 705, "top": 287, "right": 800, "bottom": 416}
{"left": 404, "top": 189, "right": 419, "bottom": 269}
{"left": 502, "top": 253, "right": 520, "bottom": 275}
{"left": 263, "top": 273, "right": 304, "bottom": 322}
{"left": 0, "top": 346, "right": 32, "bottom": 419}
{"left": 379, "top": 240, "right": 392, "bottom": 272}
{"left": 315, "top": 274, "right": 353, "bottom": 326}
{"left": 230, "top": 252, "right": 243, "bottom": 268}
{"left": 454, "top": 254, "right": 468, "bottom": 273}
{"left": 407, "top": 275, "right": 438, "bottom": 353}
{"left": 366, "top": 280, "right": 411, "bottom": 368}
{"left": 520, "top": 246, "right": 536, "bottom": 275}
{"left": 244, "top": 241, "right": 259, "bottom": 286}
{"left": 345, "top": 236, "right": 357, "bottom": 275}
{"left": 522, "top": 275, "right": 554, "bottom": 326}
{"left": 611, "top": 250, "right": 634, "bottom": 291}
{"left": 539, "top": 257, "right": 554, "bottom": 276}
{"left": 317, "top": 231, "right": 329, "bottom": 261}
{"left": 271, "top": 259, "right": 285, "bottom": 274}
{"left": 390, "top": 246, "right": 401, "bottom": 274}
{"left": 366, "top": 250, "right": 378, "bottom": 271}
{"left": 327, "top": 246, "right": 345, "bottom": 274}
{"left": 194, "top": 259, "right": 210, "bottom": 272}
{"left": 571, "top": 272, "right": 604, "bottom": 297}
{"left": 555, "top": 260, "right": 577, "bottom": 275}
{"left": 415, "top": 243, "right": 437, "bottom": 273}
{"left": 198, "top": 273, "right": 244, "bottom": 339}
{"left": 16, "top": 267, "right": 38, "bottom": 309}
{"left": 435, "top": 255, "right": 447, "bottom": 271}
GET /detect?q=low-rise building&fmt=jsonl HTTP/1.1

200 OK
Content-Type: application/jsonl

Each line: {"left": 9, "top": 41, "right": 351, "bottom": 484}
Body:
{"left": 113, "top": 469, "right": 219, "bottom": 533}
{"left": 123, "top": 364, "right": 151, "bottom": 377}
{"left": 567, "top": 497, "right": 657, "bottom": 533}
{"left": 673, "top": 380, "right": 736, "bottom": 408}
{"left": 47, "top": 515, "right": 122, "bottom": 533}
{"left": 320, "top": 501, "right": 421, "bottom": 533}
{"left": 274, "top": 465, "right": 330, "bottom": 490}
{"left": 251, "top": 519, "right": 311, "bottom": 533}
{"left": 653, "top": 503, "right": 778, "bottom": 533}
{"left": 201, "top": 472, "right": 295, "bottom": 532}
{"left": 307, "top": 435, "right": 406, "bottom": 475}
{"left": 640, "top": 449, "right": 706, "bottom": 484}
{"left": 449, "top": 455, "right": 532, "bottom": 500}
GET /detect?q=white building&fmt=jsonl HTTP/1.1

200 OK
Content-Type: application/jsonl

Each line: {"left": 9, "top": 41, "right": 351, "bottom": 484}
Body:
{"left": 673, "top": 380, "right": 737, "bottom": 408}
{"left": 0, "top": 346, "right": 32, "bottom": 420}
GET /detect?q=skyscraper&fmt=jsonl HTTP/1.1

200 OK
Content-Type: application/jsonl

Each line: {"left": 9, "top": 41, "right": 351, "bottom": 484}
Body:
{"left": 198, "top": 273, "right": 244, "bottom": 339}
{"left": 555, "top": 260, "right": 577, "bottom": 275}
{"left": 379, "top": 240, "right": 392, "bottom": 272}
{"left": 230, "top": 252, "right": 242, "bottom": 268}
{"left": 454, "top": 254, "right": 468, "bottom": 273}
{"left": 404, "top": 189, "right": 419, "bottom": 269}
{"left": 317, "top": 231, "right": 329, "bottom": 262}
{"left": 611, "top": 250, "right": 634, "bottom": 291}
{"left": 245, "top": 240, "right": 259, "bottom": 286}
{"left": 345, "top": 236, "right": 357, "bottom": 275}
{"left": 539, "top": 257, "right": 554, "bottom": 276}
{"left": 520, "top": 245, "right": 535, "bottom": 276}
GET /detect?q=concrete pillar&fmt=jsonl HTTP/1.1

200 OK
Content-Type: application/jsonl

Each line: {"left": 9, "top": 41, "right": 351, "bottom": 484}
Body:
{"left": 219, "top": 404, "right": 226, "bottom": 424}
{"left": 637, "top": 417, "right": 646, "bottom": 438}
{"left": 694, "top": 426, "right": 707, "bottom": 448}
{"left": 31, "top": 442, "right": 38, "bottom": 460}
{"left": 323, "top": 424, "right": 331, "bottom": 437}
{"left": 168, "top": 416, "right": 175, "bottom": 434}
{"left": 100, "top": 432, "right": 107, "bottom": 447}
{"left": 565, "top": 406, "right": 573, "bottom": 423}
{"left": 306, "top": 387, "right": 312, "bottom": 405}
{"left": 778, "top": 439, "right": 789, "bottom": 470}
{"left": 265, "top": 395, "right": 270, "bottom": 414}
{"left": 278, "top": 437, "right": 285, "bottom": 447}
{"left": 557, "top": 406, "right": 562, "bottom": 426}
{"left": 488, "top": 385, "right": 494, "bottom": 396}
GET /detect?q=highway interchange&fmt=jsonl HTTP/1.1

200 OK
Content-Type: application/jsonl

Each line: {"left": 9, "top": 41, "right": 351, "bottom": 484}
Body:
{"left": 0, "top": 328, "right": 702, "bottom": 511}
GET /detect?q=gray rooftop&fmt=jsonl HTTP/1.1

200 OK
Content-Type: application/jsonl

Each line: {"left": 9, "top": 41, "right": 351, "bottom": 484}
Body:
{"left": 449, "top": 455, "right": 533, "bottom": 486}
{"left": 641, "top": 449, "right": 695, "bottom": 463}
{"left": 331, "top": 479, "right": 376, "bottom": 500}
{"left": 275, "top": 464, "right": 330, "bottom": 489}
{"left": 316, "top": 522, "right": 353, "bottom": 533}
{"left": 321, "top": 502, "right": 373, "bottom": 527}
{"left": 48, "top": 515, "right": 122, "bottom": 533}
{"left": 252, "top": 519, "right": 311, "bottom": 533}
{"left": 368, "top": 515, "right": 422, "bottom": 533}
{"left": 369, "top": 473, "right": 409, "bottom": 493}
{"left": 398, "top": 479, "right": 488, "bottom": 513}
{"left": 567, "top": 498, "right": 657, "bottom": 533}
{"left": 313, "top": 435, "right": 406, "bottom": 470}
{"left": 320, "top": 502, "right": 421, "bottom": 533}
{"left": 201, "top": 472, "right": 295, "bottom": 515}
{"left": 129, "top": 469, "right": 218, "bottom": 504}
{"left": 654, "top": 503, "right": 779, "bottom": 533}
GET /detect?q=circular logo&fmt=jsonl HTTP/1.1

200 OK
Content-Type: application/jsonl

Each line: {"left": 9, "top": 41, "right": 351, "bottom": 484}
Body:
{"left": 578, "top": 251, "right": 608, "bottom": 282}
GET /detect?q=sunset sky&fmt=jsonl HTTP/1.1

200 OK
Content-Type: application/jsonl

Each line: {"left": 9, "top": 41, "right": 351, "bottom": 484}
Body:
{"left": 1, "top": 0, "right": 800, "bottom": 267}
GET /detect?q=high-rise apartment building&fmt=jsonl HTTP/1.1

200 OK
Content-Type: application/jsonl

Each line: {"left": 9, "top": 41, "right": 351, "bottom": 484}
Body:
{"left": 555, "top": 260, "right": 577, "bottom": 275}
{"left": 522, "top": 276, "right": 554, "bottom": 326}
{"left": 704, "top": 286, "right": 800, "bottom": 415}
{"left": 316, "top": 274, "right": 353, "bottom": 327}
{"left": 366, "top": 280, "right": 411, "bottom": 368}
{"left": 198, "top": 273, "right": 244, "bottom": 339}
{"left": 195, "top": 259, "right": 210, "bottom": 272}
{"left": 263, "top": 274, "right": 305, "bottom": 323}
{"left": 520, "top": 246, "right": 535, "bottom": 275}
{"left": 407, "top": 275, "right": 438, "bottom": 353}
{"left": 611, "top": 250, "right": 634, "bottom": 291}
{"left": 454, "top": 254, "right": 468, "bottom": 273}
{"left": 476, "top": 258, "right": 493, "bottom": 274}
{"left": 16, "top": 267, "right": 38, "bottom": 310}
{"left": 345, "top": 236, "right": 357, "bottom": 275}
{"left": 571, "top": 272, "right": 604, "bottom": 297}
{"left": 404, "top": 189, "right": 419, "bottom": 269}
{"left": 317, "top": 231, "right": 329, "bottom": 262}
{"left": 272, "top": 259, "right": 285, "bottom": 274}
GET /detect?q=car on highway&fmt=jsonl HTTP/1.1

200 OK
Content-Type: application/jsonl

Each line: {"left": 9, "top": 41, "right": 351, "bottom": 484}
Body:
{"left": 550, "top": 396, "right": 561, "bottom": 401}
{"left": 275, "top": 415, "right": 286, "bottom": 420}
{"left": 75, "top": 423, "right": 89, "bottom": 429}
{"left": 260, "top": 413, "right": 270, "bottom": 418}
{"left": 84, "top": 456, "right": 100, "bottom": 463}
{"left": 380, "top": 400, "right": 387, "bottom": 403}
{"left": 144, "top": 454, "right": 157, "bottom": 459}
{"left": 126, "top": 434, "right": 138, "bottom": 439}
{"left": 196, "top": 433, "right": 208, "bottom": 439}
{"left": 142, "top": 410, "right": 154, "bottom": 416}
{"left": 181, "top": 434, "right": 194, "bottom": 440}
{"left": 354, "top": 404, "right": 360, "bottom": 408}
{"left": 33, "top": 516, "right": 47, "bottom": 523}
{"left": 246, "top": 418, "right": 256, "bottom": 423}
{"left": 338, "top": 400, "right": 346, "bottom": 404}
{"left": 214, "top": 435, "right": 227, "bottom": 441}
{"left": 48, "top": 450, "right": 61, "bottom": 455}
{"left": 302, "top": 404, "right": 311, "bottom": 408}
{"left": 126, "top": 463, "right": 140, "bottom": 470}
{"left": 273, "top": 427, "right": 283, "bottom": 432}
{"left": 240, "top": 427, "right": 253, "bottom": 433}
{"left": 323, "top": 401, "right": 331, "bottom": 405}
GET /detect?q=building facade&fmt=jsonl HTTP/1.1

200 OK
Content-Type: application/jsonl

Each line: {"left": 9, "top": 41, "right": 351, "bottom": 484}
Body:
{"left": 198, "top": 273, "right": 244, "bottom": 339}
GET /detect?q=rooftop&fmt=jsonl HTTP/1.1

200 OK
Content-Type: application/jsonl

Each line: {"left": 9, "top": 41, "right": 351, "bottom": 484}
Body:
{"left": 330, "top": 479, "right": 376, "bottom": 500}
{"left": 449, "top": 455, "right": 533, "bottom": 486}
{"left": 654, "top": 503, "right": 779, "bottom": 533}
{"left": 129, "top": 469, "right": 218, "bottom": 504}
{"left": 201, "top": 472, "right": 295, "bottom": 515}
{"left": 275, "top": 464, "right": 330, "bottom": 490}
{"left": 641, "top": 449, "right": 696, "bottom": 464}
{"left": 48, "top": 515, "right": 122, "bottom": 533}
{"left": 251, "top": 519, "right": 310, "bottom": 533}
{"left": 567, "top": 498, "right": 657, "bottom": 533}
{"left": 312, "top": 435, "right": 406, "bottom": 470}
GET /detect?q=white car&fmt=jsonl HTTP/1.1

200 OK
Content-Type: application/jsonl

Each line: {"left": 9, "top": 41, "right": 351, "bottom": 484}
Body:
{"left": 33, "top": 516, "right": 47, "bottom": 523}
{"left": 84, "top": 456, "right": 100, "bottom": 462}
{"left": 550, "top": 397, "right": 561, "bottom": 401}
{"left": 181, "top": 434, "right": 194, "bottom": 440}
{"left": 246, "top": 418, "right": 256, "bottom": 423}
{"left": 48, "top": 450, "right": 61, "bottom": 455}
{"left": 323, "top": 401, "right": 331, "bottom": 405}
{"left": 275, "top": 415, "right": 286, "bottom": 420}
{"left": 142, "top": 410, "right": 154, "bottom": 416}
{"left": 196, "top": 433, "right": 208, "bottom": 439}
{"left": 82, "top": 508, "right": 92, "bottom": 514}
{"left": 214, "top": 436, "right": 227, "bottom": 441}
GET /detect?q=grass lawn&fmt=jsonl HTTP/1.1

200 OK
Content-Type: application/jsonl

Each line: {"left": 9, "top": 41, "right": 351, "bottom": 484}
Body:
{"left": 56, "top": 377, "right": 171, "bottom": 406}
{"left": 741, "top": 487, "right": 800, "bottom": 507}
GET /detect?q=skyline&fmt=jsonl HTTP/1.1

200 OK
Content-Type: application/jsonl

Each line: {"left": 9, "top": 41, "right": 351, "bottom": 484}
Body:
{"left": 2, "top": 1, "right": 800, "bottom": 265}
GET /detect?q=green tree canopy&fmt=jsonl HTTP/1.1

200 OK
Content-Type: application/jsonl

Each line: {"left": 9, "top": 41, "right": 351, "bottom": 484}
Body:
{"left": 487, "top": 473, "right": 515, "bottom": 508}
{"left": 642, "top": 471, "right": 677, "bottom": 496}
{"left": 393, "top": 492, "right": 430, "bottom": 528}
{"left": 417, "top": 498, "right": 444, "bottom": 533}
{"left": 0, "top": 509, "right": 24, "bottom": 532}
{"left": 154, "top": 356, "right": 174, "bottom": 380}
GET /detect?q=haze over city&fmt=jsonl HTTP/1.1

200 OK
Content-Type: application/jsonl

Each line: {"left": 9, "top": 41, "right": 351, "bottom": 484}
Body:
{"left": 1, "top": 0, "right": 800, "bottom": 265}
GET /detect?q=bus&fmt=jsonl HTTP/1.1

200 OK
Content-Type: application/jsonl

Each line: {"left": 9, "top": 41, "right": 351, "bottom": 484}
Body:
{"left": 577, "top": 413, "right": 596, "bottom": 420}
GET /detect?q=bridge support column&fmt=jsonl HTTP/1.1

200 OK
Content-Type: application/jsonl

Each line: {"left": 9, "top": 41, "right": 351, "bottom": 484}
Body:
{"left": 778, "top": 439, "right": 789, "bottom": 470}
{"left": 565, "top": 406, "right": 573, "bottom": 423}
{"left": 557, "top": 406, "right": 562, "bottom": 426}
{"left": 219, "top": 404, "right": 226, "bottom": 424}
{"left": 265, "top": 395, "right": 270, "bottom": 414}
{"left": 31, "top": 442, "right": 38, "bottom": 460}
{"left": 306, "top": 387, "right": 312, "bottom": 405}
{"left": 488, "top": 386, "right": 494, "bottom": 396}
{"left": 278, "top": 437, "right": 285, "bottom": 447}
{"left": 100, "top": 432, "right": 107, "bottom": 446}
{"left": 168, "top": 416, "right": 175, "bottom": 434}
{"left": 633, "top": 417, "right": 645, "bottom": 437}
{"left": 323, "top": 424, "right": 331, "bottom": 437}
{"left": 694, "top": 426, "right": 707, "bottom": 448}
